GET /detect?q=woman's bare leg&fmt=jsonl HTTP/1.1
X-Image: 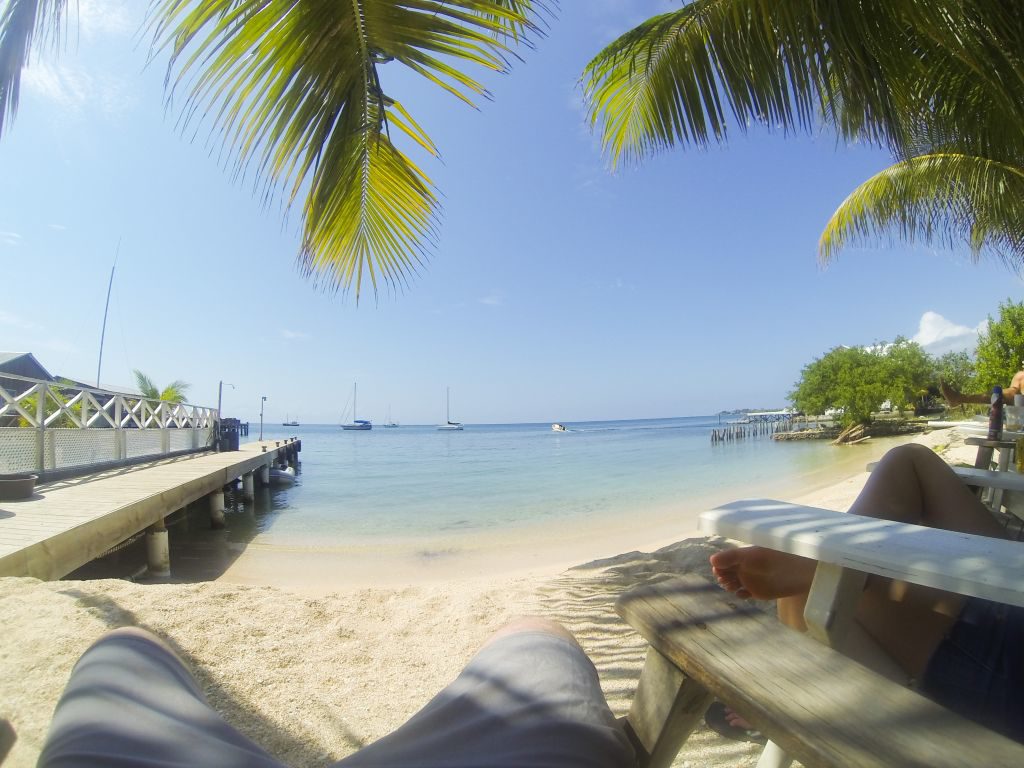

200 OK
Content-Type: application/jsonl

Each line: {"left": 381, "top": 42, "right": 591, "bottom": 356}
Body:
{"left": 710, "top": 443, "right": 1009, "bottom": 679}
{"left": 848, "top": 443, "right": 1005, "bottom": 537}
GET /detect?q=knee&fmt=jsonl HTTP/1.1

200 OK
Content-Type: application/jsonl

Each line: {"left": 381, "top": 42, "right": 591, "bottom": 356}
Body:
{"left": 84, "top": 627, "right": 187, "bottom": 668}
{"left": 483, "top": 616, "right": 580, "bottom": 650}
{"left": 882, "top": 443, "right": 936, "bottom": 468}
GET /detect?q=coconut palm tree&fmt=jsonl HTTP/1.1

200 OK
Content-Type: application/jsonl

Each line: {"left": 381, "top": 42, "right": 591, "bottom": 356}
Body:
{"left": 132, "top": 369, "right": 190, "bottom": 404}
{"left": 583, "top": 1, "right": 1024, "bottom": 271}
{"left": 0, "top": 1, "right": 546, "bottom": 299}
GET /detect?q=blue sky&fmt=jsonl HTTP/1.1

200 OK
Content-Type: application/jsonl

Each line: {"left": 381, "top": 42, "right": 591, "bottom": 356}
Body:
{"left": 1, "top": 0, "right": 1020, "bottom": 424}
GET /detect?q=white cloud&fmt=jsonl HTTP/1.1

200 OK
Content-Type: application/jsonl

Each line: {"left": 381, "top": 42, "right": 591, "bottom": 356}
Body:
{"left": 23, "top": 62, "right": 135, "bottom": 118}
{"left": 21, "top": 2, "right": 137, "bottom": 118}
{"left": 23, "top": 62, "right": 94, "bottom": 111}
{"left": 280, "top": 329, "right": 308, "bottom": 340}
{"left": 478, "top": 295, "right": 502, "bottom": 306}
{"left": 77, "top": 0, "right": 134, "bottom": 40}
{"left": 0, "top": 231, "right": 21, "bottom": 246}
{"left": 911, "top": 311, "right": 984, "bottom": 355}
{"left": 48, "top": 223, "right": 68, "bottom": 231}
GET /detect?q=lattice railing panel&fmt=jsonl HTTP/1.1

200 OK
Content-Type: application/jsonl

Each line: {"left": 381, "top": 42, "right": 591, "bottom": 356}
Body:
{"left": 169, "top": 430, "right": 192, "bottom": 452}
{"left": 0, "top": 374, "right": 218, "bottom": 473}
{"left": 125, "top": 430, "right": 163, "bottom": 459}
{"left": 0, "top": 428, "right": 37, "bottom": 473}
{"left": 51, "top": 429, "right": 116, "bottom": 470}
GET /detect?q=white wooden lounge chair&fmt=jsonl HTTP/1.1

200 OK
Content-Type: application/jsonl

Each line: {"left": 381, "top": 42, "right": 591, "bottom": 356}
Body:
{"left": 616, "top": 500, "right": 1024, "bottom": 768}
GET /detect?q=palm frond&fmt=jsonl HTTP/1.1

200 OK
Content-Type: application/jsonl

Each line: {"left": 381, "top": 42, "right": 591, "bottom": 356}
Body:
{"left": 819, "top": 153, "right": 1024, "bottom": 270}
{"left": 149, "top": 0, "right": 546, "bottom": 301}
{"left": 0, "top": 0, "right": 70, "bottom": 137}
{"left": 583, "top": 0, "right": 1024, "bottom": 167}
{"left": 159, "top": 379, "right": 190, "bottom": 403}
{"left": 132, "top": 369, "right": 159, "bottom": 400}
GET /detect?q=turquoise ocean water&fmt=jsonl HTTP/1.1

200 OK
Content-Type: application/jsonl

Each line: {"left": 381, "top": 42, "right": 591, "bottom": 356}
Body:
{"left": 234, "top": 416, "right": 886, "bottom": 549}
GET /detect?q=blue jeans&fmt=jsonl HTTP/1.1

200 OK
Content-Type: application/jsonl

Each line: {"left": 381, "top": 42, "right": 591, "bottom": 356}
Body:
{"left": 39, "top": 629, "right": 634, "bottom": 768}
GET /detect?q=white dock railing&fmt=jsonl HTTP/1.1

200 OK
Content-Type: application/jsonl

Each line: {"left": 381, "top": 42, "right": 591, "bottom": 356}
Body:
{"left": 0, "top": 374, "right": 217, "bottom": 475}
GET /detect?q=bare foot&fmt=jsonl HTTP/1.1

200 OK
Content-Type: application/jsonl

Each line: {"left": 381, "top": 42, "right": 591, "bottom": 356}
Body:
{"left": 709, "top": 546, "right": 816, "bottom": 600}
{"left": 725, "top": 707, "right": 755, "bottom": 731}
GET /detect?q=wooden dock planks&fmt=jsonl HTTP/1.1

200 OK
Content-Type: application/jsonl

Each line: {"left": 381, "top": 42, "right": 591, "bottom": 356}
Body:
{"left": 0, "top": 442, "right": 289, "bottom": 580}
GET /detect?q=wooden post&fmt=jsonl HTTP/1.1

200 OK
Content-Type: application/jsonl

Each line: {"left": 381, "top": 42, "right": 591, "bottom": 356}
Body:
{"left": 242, "top": 472, "right": 255, "bottom": 502}
{"left": 146, "top": 518, "right": 170, "bottom": 578}
{"left": 35, "top": 382, "right": 46, "bottom": 473}
{"left": 626, "top": 647, "right": 714, "bottom": 768}
{"left": 209, "top": 490, "right": 225, "bottom": 529}
{"left": 114, "top": 396, "right": 125, "bottom": 462}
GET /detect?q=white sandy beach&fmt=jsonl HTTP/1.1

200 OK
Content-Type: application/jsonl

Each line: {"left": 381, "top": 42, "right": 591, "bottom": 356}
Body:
{"left": 0, "top": 427, "right": 976, "bottom": 767}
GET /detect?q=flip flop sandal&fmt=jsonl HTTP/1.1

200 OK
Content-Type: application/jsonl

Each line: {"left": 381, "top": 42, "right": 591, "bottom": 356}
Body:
{"left": 703, "top": 701, "right": 767, "bottom": 744}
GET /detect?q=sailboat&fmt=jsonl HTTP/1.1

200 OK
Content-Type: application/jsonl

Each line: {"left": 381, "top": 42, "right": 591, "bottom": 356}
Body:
{"left": 342, "top": 383, "right": 372, "bottom": 430}
{"left": 282, "top": 413, "right": 299, "bottom": 426}
{"left": 437, "top": 387, "right": 464, "bottom": 431}
{"left": 384, "top": 405, "right": 399, "bottom": 428}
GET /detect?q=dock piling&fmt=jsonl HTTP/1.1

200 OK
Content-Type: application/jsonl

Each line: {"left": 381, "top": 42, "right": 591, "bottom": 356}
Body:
{"left": 209, "top": 490, "right": 226, "bottom": 529}
{"left": 146, "top": 518, "right": 170, "bottom": 578}
{"left": 242, "top": 472, "right": 255, "bottom": 502}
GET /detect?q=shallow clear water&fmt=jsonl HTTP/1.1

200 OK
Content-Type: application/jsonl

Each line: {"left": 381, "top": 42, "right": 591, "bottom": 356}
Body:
{"left": 244, "top": 416, "right": 876, "bottom": 547}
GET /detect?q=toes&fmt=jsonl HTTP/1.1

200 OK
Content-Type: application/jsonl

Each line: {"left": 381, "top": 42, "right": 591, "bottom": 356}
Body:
{"left": 709, "top": 548, "right": 743, "bottom": 569}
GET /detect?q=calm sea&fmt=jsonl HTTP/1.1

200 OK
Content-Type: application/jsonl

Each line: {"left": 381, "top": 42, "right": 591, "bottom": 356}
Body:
{"left": 226, "top": 416, "right": 887, "bottom": 548}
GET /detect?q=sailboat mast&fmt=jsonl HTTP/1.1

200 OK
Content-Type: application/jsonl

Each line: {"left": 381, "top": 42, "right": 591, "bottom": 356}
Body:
{"left": 95, "top": 241, "right": 120, "bottom": 387}
{"left": 354, "top": 383, "right": 357, "bottom": 421}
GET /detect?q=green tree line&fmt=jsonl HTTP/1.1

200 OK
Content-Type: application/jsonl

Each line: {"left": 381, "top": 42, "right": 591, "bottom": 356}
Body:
{"left": 791, "top": 301, "right": 1024, "bottom": 427}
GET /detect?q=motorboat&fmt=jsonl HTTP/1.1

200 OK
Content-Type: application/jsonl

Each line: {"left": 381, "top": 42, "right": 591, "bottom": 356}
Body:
{"left": 269, "top": 465, "right": 296, "bottom": 487}
{"left": 551, "top": 423, "right": 567, "bottom": 432}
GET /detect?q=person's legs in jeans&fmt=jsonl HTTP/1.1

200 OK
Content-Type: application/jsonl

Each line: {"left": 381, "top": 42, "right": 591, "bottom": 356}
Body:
{"left": 41, "top": 619, "right": 632, "bottom": 768}
{"left": 39, "top": 627, "right": 284, "bottom": 768}
{"left": 334, "top": 616, "right": 634, "bottom": 768}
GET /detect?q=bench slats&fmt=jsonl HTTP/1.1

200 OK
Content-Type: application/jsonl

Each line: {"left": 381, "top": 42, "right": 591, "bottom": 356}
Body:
{"left": 617, "top": 574, "right": 1024, "bottom": 768}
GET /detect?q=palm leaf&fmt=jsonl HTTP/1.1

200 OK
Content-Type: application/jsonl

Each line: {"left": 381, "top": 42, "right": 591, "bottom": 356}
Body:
{"left": 149, "top": 0, "right": 546, "bottom": 300}
{"left": 819, "top": 153, "right": 1024, "bottom": 270}
{"left": 583, "top": 0, "right": 1024, "bottom": 167}
{"left": 159, "top": 379, "right": 190, "bottom": 403}
{"left": 0, "top": 0, "right": 70, "bottom": 137}
{"left": 132, "top": 369, "right": 160, "bottom": 400}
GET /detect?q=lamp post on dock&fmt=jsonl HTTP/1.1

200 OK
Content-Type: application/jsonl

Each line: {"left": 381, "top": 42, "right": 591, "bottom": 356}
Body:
{"left": 259, "top": 395, "right": 266, "bottom": 441}
{"left": 217, "top": 381, "right": 235, "bottom": 420}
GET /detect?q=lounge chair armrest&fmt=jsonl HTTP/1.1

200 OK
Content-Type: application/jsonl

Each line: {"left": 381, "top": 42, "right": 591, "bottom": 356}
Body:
{"left": 699, "top": 500, "right": 1024, "bottom": 607}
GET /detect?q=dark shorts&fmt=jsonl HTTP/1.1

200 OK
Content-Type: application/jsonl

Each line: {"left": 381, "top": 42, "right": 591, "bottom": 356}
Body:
{"left": 39, "top": 629, "right": 634, "bottom": 768}
{"left": 920, "top": 597, "right": 1024, "bottom": 743}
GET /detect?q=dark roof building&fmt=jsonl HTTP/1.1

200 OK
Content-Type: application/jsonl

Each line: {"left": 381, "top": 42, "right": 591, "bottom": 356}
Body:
{"left": 0, "top": 352, "right": 53, "bottom": 393}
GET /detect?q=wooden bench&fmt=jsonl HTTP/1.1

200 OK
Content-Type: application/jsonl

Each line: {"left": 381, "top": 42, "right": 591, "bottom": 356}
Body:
{"left": 616, "top": 500, "right": 1024, "bottom": 768}
{"left": 617, "top": 574, "right": 1024, "bottom": 768}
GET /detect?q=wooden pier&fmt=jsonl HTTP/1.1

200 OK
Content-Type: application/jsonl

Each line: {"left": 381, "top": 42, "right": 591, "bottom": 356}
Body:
{"left": 0, "top": 438, "right": 300, "bottom": 581}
